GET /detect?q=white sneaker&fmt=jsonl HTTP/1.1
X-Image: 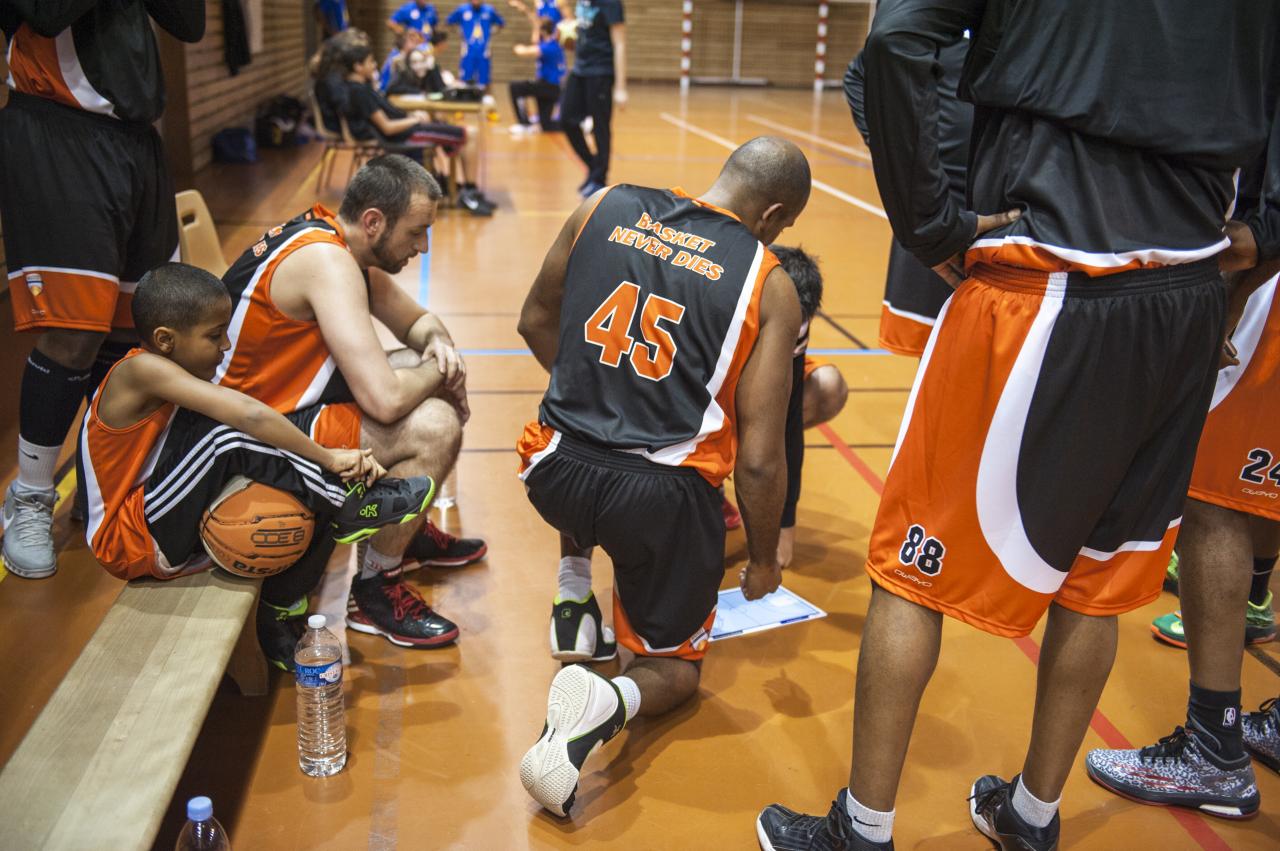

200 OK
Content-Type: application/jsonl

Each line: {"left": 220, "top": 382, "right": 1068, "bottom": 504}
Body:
{"left": 2, "top": 482, "right": 57, "bottom": 578}
{"left": 519, "top": 665, "right": 627, "bottom": 817}
{"left": 549, "top": 593, "right": 617, "bottom": 662}
{"left": 509, "top": 124, "right": 531, "bottom": 135}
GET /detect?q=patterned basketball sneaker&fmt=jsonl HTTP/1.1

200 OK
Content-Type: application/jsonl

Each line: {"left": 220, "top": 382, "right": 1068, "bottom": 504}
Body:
{"left": 332, "top": 475, "right": 435, "bottom": 545}
{"left": 1163, "top": 550, "right": 1180, "bottom": 594}
{"left": 1151, "top": 595, "right": 1276, "bottom": 649}
{"left": 346, "top": 567, "right": 459, "bottom": 647}
{"left": 968, "top": 775, "right": 1059, "bottom": 850}
{"left": 1242, "top": 697, "right": 1280, "bottom": 774}
{"left": 519, "top": 664, "right": 626, "bottom": 817}
{"left": 403, "top": 519, "right": 488, "bottom": 569}
{"left": 756, "top": 789, "right": 893, "bottom": 850}
{"left": 550, "top": 593, "right": 618, "bottom": 662}
{"left": 256, "top": 597, "right": 308, "bottom": 672}
{"left": 2, "top": 482, "right": 57, "bottom": 579}
{"left": 1085, "top": 723, "right": 1259, "bottom": 819}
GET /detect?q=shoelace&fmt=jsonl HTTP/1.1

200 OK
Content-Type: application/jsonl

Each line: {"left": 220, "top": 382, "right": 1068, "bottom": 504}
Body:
{"left": 8, "top": 493, "right": 54, "bottom": 547}
{"left": 967, "top": 783, "right": 1006, "bottom": 821}
{"left": 423, "top": 520, "right": 456, "bottom": 549}
{"left": 383, "top": 578, "right": 430, "bottom": 622}
{"left": 823, "top": 798, "right": 854, "bottom": 841}
{"left": 1139, "top": 726, "right": 1194, "bottom": 763}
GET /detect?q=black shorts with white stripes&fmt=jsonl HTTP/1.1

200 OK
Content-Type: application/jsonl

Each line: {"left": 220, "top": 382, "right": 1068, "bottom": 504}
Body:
{"left": 142, "top": 404, "right": 348, "bottom": 569}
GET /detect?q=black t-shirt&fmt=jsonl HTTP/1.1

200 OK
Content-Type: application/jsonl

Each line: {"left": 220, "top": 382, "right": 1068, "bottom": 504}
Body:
{"left": 572, "top": 0, "right": 623, "bottom": 78}
{"left": 343, "top": 80, "right": 408, "bottom": 142}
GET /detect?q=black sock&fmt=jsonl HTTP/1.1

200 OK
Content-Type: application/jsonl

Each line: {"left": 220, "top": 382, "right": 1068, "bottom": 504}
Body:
{"left": 20, "top": 349, "right": 92, "bottom": 447}
{"left": 1188, "top": 682, "right": 1244, "bottom": 761}
{"left": 1250, "top": 556, "right": 1276, "bottom": 606}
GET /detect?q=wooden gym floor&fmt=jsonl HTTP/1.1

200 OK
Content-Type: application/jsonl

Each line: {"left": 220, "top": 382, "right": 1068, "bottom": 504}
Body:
{"left": 0, "top": 86, "right": 1277, "bottom": 850}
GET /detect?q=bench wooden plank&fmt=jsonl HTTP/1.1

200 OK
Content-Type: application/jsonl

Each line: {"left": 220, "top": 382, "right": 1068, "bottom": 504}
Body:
{"left": 0, "top": 570, "right": 262, "bottom": 850}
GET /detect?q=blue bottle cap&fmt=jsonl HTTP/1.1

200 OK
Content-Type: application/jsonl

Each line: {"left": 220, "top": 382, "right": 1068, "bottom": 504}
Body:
{"left": 187, "top": 796, "right": 213, "bottom": 821}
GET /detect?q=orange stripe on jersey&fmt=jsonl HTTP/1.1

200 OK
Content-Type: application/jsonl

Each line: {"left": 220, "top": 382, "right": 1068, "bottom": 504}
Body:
{"left": 81, "top": 349, "right": 176, "bottom": 580}
{"left": 217, "top": 209, "right": 348, "bottom": 414}
{"left": 878, "top": 304, "right": 933, "bottom": 358}
{"left": 7, "top": 267, "right": 121, "bottom": 333}
{"left": 677, "top": 247, "right": 777, "bottom": 486}
{"left": 6, "top": 25, "right": 78, "bottom": 110}
{"left": 572, "top": 186, "right": 615, "bottom": 249}
{"left": 964, "top": 240, "right": 1223, "bottom": 278}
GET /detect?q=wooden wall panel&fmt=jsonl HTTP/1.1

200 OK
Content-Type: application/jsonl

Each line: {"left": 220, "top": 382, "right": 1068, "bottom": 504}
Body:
{"left": 184, "top": 1, "right": 311, "bottom": 173}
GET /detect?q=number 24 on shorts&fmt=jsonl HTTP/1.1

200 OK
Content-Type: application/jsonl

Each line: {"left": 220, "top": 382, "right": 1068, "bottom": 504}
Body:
{"left": 584, "top": 281, "right": 686, "bottom": 381}
{"left": 1240, "top": 448, "right": 1280, "bottom": 488}
{"left": 899, "top": 524, "right": 946, "bottom": 576}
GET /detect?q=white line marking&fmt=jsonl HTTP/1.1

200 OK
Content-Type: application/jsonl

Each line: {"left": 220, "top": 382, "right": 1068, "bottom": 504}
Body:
{"left": 746, "top": 113, "right": 872, "bottom": 161}
{"left": 659, "top": 113, "right": 887, "bottom": 221}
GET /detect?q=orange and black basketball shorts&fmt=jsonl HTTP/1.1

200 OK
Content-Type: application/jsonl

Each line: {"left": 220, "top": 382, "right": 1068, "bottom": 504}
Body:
{"left": 866, "top": 260, "right": 1224, "bottom": 637}
{"left": 1188, "top": 273, "right": 1280, "bottom": 521}
{"left": 0, "top": 92, "right": 178, "bottom": 333}
{"left": 878, "top": 239, "right": 953, "bottom": 358}
{"left": 290, "top": 402, "right": 363, "bottom": 450}
{"left": 519, "top": 426, "right": 722, "bottom": 661}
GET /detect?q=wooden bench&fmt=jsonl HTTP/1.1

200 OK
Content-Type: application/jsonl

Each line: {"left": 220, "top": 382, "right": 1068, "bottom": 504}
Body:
{"left": 0, "top": 570, "right": 268, "bottom": 850}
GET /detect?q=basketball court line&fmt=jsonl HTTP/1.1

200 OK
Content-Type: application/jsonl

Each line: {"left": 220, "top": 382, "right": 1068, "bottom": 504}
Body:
{"left": 817, "top": 310, "right": 870, "bottom": 349}
{"left": 745, "top": 114, "right": 872, "bottom": 162}
{"left": 417, "top": 228, "right": 432, "bottom": 306}
{"left": 816, "top": 419, "right": 1231, "bottom": 851}
{"left": 658, "top": 113, "right": 889, "bottom": 221}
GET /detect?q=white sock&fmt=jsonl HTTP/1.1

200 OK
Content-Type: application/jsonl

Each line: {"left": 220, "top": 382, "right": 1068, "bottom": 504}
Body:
{"left": 612, "top": 675, "right": 641, "bottom": 723}
{"left": 1011, "top": 776, "right": 1059, "bottom": 830}
{"left": 556, "top": 555, "right": 593, "bottom": 602}
{"left": 16, "top": 437, "right": 59, "bottom": 492}
{"left": 360, "top": 544, "right": 401, "bottom": 579}
{"left": 843, "top": 790, "right": 894, "bottom": 844}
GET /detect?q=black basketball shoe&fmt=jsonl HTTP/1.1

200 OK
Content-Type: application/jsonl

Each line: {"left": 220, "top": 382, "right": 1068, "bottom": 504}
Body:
{"left": 346, "top": 566, "right": 459, "bottom": 647}
{"left": 519, "top": 664, "right": 626, "bottom": 817}
{"left": 968, "top": 775, "right": 1059, "bottom": 850}
{"left": 403, "top": 519, "right": 488, "bottom": 569}
{"left": 757, "top": 789, "right": 893, "bottom": 850}
{"left": 1243, "top": 697, "right": 1280, "bottom": 774}
{"left": 550, "top": 592, "right": 617, "bottom": 662}
{"left": 256, "top": 596, "right": 309, "bottom": 672}
{"left": 332, "top": 476, "right": 435, "bottom": 545}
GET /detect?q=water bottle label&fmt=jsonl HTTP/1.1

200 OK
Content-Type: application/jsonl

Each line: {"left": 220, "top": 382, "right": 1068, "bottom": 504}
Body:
{"left": 296, "top": 660, "right": 342, "bottom": 688}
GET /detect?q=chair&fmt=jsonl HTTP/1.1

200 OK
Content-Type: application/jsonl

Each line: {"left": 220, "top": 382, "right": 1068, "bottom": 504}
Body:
{"left": 174, "top": 189, "right": 228, "bottom": 277}
{"left": 308, "top": 88, "right": 377, "bottom": 192}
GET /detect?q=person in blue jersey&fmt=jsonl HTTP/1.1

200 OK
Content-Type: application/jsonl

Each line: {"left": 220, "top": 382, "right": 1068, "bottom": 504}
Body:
{"left": 508, "top": 13, "right": 565, "bottom": 132}
{"left": 388, "top": 0, "right": 439, "bottom": 36}
{"left": 446, "top": 0, "right": 505, "bottom": 89}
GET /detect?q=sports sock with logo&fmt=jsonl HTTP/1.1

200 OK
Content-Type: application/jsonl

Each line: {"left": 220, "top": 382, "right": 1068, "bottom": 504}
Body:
{"left": 612, "top": 675, "right": 641, "bottom": 723}
{"left": 556, "top": 555, "right": 592, "bottom": 602}
{"left": 18, "top": 350, "right": 91, "bottom": 492}
{"left": 1011, "top": 776, "right": 1059, "bottom": 830}
{"left": 360, "top": 543, "right": 401, "bottom": 579}
{"left": 843, "top": 790, "right": 893, "bottom": 844}
{"left": 1250, "top": 556, "right": 1276, "bottom": 607}
{"left": 1188, "top": 682, "right": 1245, "bottom": 760}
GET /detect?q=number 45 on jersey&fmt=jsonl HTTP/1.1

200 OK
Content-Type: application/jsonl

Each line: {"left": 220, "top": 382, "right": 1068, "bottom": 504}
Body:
{"left": 585, "top": 281, "right": 687, "bottom": 382}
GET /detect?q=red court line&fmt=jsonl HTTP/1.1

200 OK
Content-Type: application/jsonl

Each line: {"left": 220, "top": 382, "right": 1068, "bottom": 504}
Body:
{"left": 820, "top": 422, "right": 1230, "bottom": 850}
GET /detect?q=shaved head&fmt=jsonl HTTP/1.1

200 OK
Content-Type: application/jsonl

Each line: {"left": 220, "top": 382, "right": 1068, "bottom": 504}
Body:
{"left": 718, "top": 136, "right": 812, "bottom": 214}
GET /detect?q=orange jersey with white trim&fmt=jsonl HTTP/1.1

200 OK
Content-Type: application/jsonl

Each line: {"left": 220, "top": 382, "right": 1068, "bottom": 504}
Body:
{"left": 215, "top": 205, "right": 354, "bottom": 414}
{"left": 78, "top": 349, "right": 176, "bottom": 579}
{"left": 521, "top": 185, "right": 776, "bottom": 486}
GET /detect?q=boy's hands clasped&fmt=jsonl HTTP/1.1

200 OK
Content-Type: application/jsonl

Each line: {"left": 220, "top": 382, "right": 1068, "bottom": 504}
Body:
{"left": 326, "top": 448, "right": 385, "bottom": 484}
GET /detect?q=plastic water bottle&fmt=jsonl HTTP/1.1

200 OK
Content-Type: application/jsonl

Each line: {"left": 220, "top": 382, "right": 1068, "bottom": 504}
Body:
{"left": 435, "top": 468, "right": 458, "bottom": 510}
{"left": 174, "top": 796, "right": 230, "bottom": 851}
{"left": 295, "top": 614, "right": 347, "bottom": 776}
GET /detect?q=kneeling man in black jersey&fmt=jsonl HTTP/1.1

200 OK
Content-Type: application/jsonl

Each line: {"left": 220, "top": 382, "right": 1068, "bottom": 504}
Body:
{"left": 515, "top": 136, "right": 810, "bottom": 817}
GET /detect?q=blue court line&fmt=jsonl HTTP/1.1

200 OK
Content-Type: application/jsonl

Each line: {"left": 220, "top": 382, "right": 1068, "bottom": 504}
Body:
{"left": 417, "top": 228, "right": 432, "bottom": 306}
{"left": 457, "top": 347, "right": 893, "bottom": 357}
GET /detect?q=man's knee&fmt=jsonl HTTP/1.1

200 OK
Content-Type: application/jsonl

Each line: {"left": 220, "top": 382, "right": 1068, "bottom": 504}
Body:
{"left": 804, "top": 365, "right": 849, "bottom": 426}
{"left": 409, "top": 396, "right": 462, "bottom": 457}
{"left": 36, "top": 328, "right": 107, "bottom": 371}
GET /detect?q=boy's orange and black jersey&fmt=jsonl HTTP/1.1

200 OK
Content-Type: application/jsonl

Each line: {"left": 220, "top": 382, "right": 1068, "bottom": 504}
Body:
{"left": 524, "top": 185, "right": 778, "bottom": 486}
{"left": 216, "top": 205, "right": 358, "bottom": 415}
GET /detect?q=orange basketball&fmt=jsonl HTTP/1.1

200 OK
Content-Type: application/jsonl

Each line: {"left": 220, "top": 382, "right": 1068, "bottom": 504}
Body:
{"left": 199, "top": 476, "right": 316, "bottom": 578}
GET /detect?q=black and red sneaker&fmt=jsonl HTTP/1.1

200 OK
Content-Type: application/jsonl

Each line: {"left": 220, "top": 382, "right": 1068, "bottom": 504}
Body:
{"left": 404, "top": 520, "right": 488, "bottom": 569}
{"left": 346, "top": 567, "right": 459, "bottom": 647}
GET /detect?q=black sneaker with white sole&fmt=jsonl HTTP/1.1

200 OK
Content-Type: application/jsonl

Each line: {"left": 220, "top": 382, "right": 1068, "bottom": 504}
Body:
{"left": 459, "top": 188, "right": 495, "bottom": 216}
{"left": 550, "top": 593, "right": 617, "bottom": 662}
{"left": 756, "top": 789, "right": 892, "bottom": 850}
{"left": 1085, "top": 723, "right": 1259, "bottom": 819}
{"left": 346, "top": 566, "right": 459, "bottom": 647}
{"left": 968, "top": 775, "right": 1059, "bottom": 850}
{"left": 1242, "top": 697, "right": 1280, "bottom": 774}
{"left": 519, "top": 664, "right": 626, "bottom": 817}
{"left": 403, "top": 520, "right": 488, "bottom": 569}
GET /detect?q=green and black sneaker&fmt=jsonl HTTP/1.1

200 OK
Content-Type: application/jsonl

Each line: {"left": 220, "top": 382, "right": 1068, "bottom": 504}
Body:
{"left": 1163, "top": 550, "right": 1180, "bottom": 594}
{"left": 332, "top": 475, "right": 435, "bottom": 545}
{"left": 256, "top": 596, "right": 309, "bottom": 672}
